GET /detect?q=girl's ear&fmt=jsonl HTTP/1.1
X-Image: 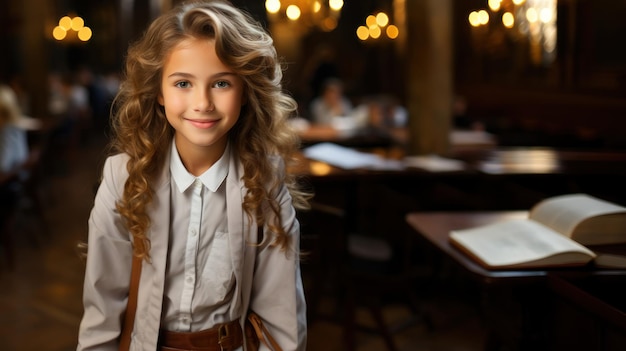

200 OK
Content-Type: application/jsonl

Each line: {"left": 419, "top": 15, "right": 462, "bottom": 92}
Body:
{"left": 158, "top": 94, "right": 164, "bottom": 106}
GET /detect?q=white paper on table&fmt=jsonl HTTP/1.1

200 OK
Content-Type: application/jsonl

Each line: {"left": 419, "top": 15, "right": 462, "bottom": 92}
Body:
{"left": 302, "top": 142, "right": 404, "bottom": 170}
{"left": 403, "top": 155, "right": 466, "bottom": 172}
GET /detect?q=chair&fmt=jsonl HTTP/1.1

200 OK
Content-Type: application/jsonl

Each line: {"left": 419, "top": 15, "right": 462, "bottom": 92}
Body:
{"left": 298, "top": 202, "right": 347, "bottom": 324}
{"left": 0, "top": 173, "right": 19, "bottom": 270}
{"left": 0, "top": 142, "right": 49, "bottom": 270}
{"left": 300, "top": 182, "right": 432, "bottom": 351}
{"left": 15, "top": 145, "right": 50, "bottom": 244}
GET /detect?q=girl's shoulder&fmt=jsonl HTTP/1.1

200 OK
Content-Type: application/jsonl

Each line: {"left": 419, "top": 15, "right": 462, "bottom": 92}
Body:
{"left": 101, "top": 153, "right": 131, "bottom": 183}
{"left": 103, "top": 151, "right": 171, "bottom": 191}
{"left": 105, "top": 152, "right": 131, "bottom": 169}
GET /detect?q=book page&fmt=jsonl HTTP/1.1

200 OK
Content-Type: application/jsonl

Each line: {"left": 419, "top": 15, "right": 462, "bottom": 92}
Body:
{"left": 529, "top": 194, "right": 626, "bottom": 238}
{"left": 450, "top": 219, "right": 596, "bottom": 268}
{"left": 302, "top": 142, "right": 405, "bottom": 170}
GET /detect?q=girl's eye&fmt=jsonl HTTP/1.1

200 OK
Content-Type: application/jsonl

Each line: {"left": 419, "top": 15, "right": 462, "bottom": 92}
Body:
{"left": 214, "top": 80, "right": 230, "bottom": 89}
{"left": 175, "top": 81, "right": 190, "bottom": 88}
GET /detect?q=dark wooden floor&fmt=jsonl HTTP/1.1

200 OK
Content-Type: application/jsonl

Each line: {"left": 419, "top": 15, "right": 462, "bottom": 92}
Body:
{"left": 0, "top": 133, "right": 486, "bottom": 351}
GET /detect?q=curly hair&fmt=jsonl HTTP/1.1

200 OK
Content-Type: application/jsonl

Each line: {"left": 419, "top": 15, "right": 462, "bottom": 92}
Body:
{"left": 110, "top": 0, "right": 311, "bottom": 260}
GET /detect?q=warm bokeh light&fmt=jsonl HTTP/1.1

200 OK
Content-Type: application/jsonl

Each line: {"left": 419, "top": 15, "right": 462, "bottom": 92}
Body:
{"left": 309, "top": 161, "right": 332, "bottom": 176}
{"left": 478, "top": 10, "right": 489, "bottom": 25}
{"left": 468, "top": 11, "right": 480, "bottom": 27}
{"left": 376, "top": 12, "right": 389, "bottom": 27}
{"left": 59, "top": 16, "right": 72, "bottom": 30}
{"left": 265, "top": 0, "right": 281, "bottom": 14}
{"left": 502, "top": 12, "right": 515, "bottom": 28}
{"left": 312, "top": 1, "right": 321, "bottom": 13}
{"left": 356, "top": 26, "right": 369, "bottom": 40}
{"left": 539, "top": 7, "right": 553, "bottom": 23}
{"left": 329, "top": 0, "right": 343, "bottom": 11}
{"left": 78, "top": 27, "right": 92, "bottom": 41}
{"left": 369, "top": 25, "right": 382, "bottom": 39}
{"left": 53, "top": 14, "right": 92, "bottom": 42}
{"left": 286, "top": 5, "right": 301, "bottom": 20}
{"left": 488, "top": 0, "right": 501, "bottom": 12}
{"left": 358, "top": 11, "right": 399, "bottom": 41}
{"left": 266, "top": 0, "right": 342, "bottom": 33}
{"left": 466, "top": 0, "right": 557, "bottom": 66}
{"left": 526, "top": 7, "right": 538, "bottom": 23}
{"left": 386, "top": 25, "right": 399, "bottom": 39}
{"left": 71, "top": 17, "right": 84, "bottom": 31}
{"left": 52, "top": 26, "right": 67, "bottom": 40}
{"left": 322, "top": 17, "right": 337, "bottom": 31}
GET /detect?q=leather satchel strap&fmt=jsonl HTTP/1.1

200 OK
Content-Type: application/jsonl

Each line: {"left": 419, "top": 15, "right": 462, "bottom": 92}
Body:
{"left": 246, "top": 226, "right": 282, "bottom": 351}
{"left": 119, "top": 254, "right": 143, "bottom": 351}
{"left": 247, "top": 312, "right": 283, "bottom": 351}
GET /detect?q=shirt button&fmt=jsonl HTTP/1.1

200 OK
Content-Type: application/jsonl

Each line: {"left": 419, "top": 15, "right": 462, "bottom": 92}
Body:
{"left": 190, "top": 229, "right": 197, "bottom": 236}
{"left": 186, "top": 275, "right": 194, "bottom": 284}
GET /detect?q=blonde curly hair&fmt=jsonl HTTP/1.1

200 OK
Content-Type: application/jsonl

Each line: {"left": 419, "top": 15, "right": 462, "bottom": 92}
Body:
{"left": 110, "top": 0, "right": 310, "bottom": 260}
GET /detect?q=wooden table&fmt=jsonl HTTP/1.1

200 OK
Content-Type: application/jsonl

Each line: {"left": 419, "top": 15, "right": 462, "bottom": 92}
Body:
{"left": 405, "top": 211, "right": 626, "bottom": 350}
{"left": 407, "top": 211, "right": 533, "bottom": 284}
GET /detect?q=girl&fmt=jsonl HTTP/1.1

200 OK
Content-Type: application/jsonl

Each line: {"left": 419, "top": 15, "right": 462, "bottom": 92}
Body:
{"left": 77, "top": 1, "right": 310, "bottom": 350}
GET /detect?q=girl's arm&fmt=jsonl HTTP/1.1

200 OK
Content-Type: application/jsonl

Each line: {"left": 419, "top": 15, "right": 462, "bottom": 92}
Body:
{"left": 249, "top": 178, "right": 307, "bottom": 351}
{"left": 77, "top": 155, "right": 134, "bottom": 351}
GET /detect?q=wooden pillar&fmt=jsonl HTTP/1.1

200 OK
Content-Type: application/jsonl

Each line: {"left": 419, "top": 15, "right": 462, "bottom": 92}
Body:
{"left": 405, "top": 0, "right": 453, "bottom": 155}
{"left": 20, "top": 0, "right": 52, "bottom": 119}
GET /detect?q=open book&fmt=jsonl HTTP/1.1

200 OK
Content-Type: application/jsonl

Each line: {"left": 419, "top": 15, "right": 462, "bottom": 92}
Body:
{"left": 449, "top": 194, "right": 626, "bottom": 269}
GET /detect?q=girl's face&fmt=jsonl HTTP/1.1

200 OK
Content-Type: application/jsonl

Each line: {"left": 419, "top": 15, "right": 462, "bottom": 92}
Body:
{"left": 159, "top": 37, "right": 244, "bottom": 163}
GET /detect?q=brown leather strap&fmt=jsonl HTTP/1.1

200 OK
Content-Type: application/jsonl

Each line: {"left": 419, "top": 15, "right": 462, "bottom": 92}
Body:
{"left": 158, "top": 320, "right": 243, "bottom": 351}
{"left": 247, "top": 312, "right": 283, "bottom": 351}
{"left": 119, "top": 254, "right": 143, "bottom": 351}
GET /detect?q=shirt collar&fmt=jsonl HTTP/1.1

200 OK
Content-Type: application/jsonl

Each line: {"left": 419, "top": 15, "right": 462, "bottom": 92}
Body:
{"left": 170, "top": 139, "right": 230, "bottom": 193}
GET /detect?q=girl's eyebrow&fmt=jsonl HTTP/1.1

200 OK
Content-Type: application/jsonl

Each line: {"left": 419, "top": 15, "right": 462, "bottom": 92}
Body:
{"left": 166, "top": 72, "right": 238, "bottom": 79}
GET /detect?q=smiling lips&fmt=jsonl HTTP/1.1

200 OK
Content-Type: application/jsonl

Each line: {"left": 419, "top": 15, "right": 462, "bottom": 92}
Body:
{"left": 186, "top": 118, "right": 218, "bottom": 129}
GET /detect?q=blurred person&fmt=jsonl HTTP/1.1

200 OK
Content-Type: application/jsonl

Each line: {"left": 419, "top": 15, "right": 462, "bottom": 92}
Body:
{"left": 0, "top": 84, "right": 29, "bottom": 234}
{"left": 364, "top": 95, "right": 408, "bottom": 129}
{"left": 309, "top": 77, "right": 353, "bottom": 126}
{"left": 48, "top": 72, "right": 69, "bottom": 119}
{"left": 0, "top": 85, "right": 29, "bottom": 182}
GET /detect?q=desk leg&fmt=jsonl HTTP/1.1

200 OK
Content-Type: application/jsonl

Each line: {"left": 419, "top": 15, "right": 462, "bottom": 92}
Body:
{"left": 481, "top": 284, "right": 550, "bottom": 351}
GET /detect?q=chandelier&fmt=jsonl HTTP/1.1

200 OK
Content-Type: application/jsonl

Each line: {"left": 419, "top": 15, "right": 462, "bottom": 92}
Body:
{"left": 468, "top": 0, "right": 557, "bottom": 66}
{"left": 265, "top": 0, "right": 344, "bottom": 32}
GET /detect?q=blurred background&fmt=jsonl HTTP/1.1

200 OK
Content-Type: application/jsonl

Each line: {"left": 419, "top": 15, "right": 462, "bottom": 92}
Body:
{"left": 3, "top": 0, "right": 626, "bottom": 152}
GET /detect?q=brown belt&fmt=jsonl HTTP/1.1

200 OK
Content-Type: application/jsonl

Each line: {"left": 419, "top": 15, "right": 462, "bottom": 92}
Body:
{"left": 158, "top": 320, "right": 243, "bottom": 351}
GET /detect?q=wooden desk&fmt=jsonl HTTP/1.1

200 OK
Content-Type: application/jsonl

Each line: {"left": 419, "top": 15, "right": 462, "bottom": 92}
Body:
{"left": 407, "top": 211, "right": 533, "bottom": 284}
{"left": 406, "top": 211, "right": 626, "bottom": 284}
{"left": 455, "top": 147, "right": 626, "bottom": 176}
{"left": 296, "top": 145, "right": 626, "bottom": 214}
{"left": 406, "top": 211, "right": 626, "bottom": 350}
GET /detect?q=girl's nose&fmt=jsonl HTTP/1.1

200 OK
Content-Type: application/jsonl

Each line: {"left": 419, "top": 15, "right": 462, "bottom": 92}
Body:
{"left": 194, "top": 89, "right": 214, "bottom": 112}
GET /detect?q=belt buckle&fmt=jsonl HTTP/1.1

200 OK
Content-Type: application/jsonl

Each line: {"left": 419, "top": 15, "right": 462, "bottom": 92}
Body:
{"left": 218, "top": 323, "right": 230, "bottom": 351}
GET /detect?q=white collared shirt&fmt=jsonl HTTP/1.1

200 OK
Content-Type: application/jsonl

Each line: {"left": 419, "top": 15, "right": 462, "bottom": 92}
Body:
{"left": 162, "top": 139, "right": 236, "bottom": 332}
